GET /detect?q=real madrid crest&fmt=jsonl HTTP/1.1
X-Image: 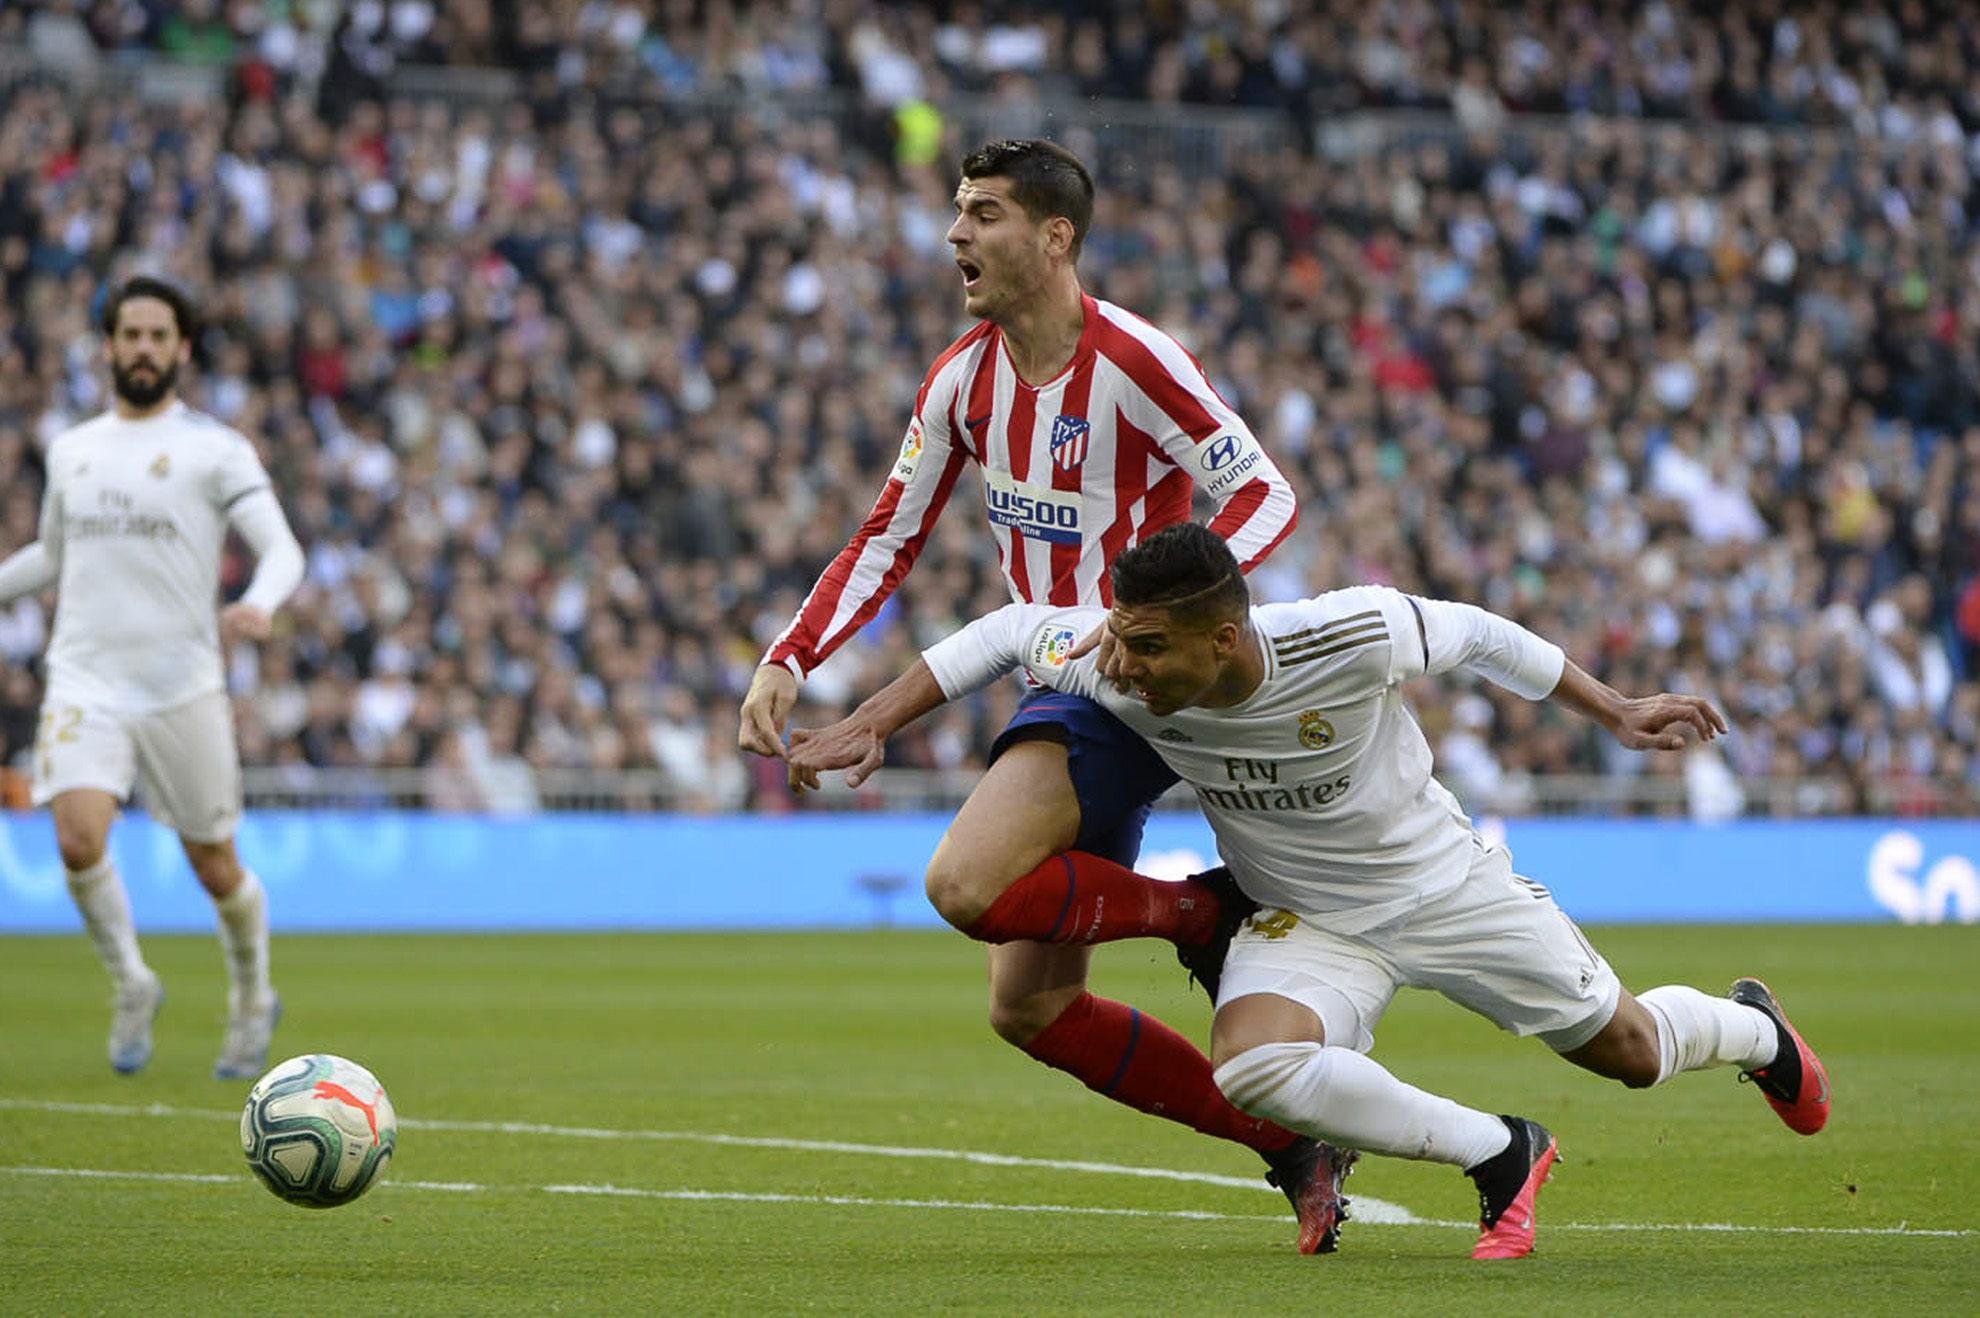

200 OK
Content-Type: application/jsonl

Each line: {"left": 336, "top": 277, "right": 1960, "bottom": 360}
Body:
{"left": 1297, "top": 710, "right": 1334, "bottom": 749}
{"left": 149, "top": 453, "right": 170, "bottom": 478}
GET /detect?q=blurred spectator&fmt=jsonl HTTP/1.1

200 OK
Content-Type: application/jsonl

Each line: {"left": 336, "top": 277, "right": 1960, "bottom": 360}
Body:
{"left": 0, "top": 2, "right": 1977, "bottom": 817}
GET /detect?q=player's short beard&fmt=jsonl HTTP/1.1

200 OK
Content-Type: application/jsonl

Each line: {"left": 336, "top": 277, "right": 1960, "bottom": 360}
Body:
{"left": 111, "top": 357, "right": 178, "bottom": 409}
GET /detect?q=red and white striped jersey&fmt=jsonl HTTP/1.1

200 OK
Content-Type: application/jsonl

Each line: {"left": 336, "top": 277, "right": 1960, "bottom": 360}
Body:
{"left": 766, "top": 294, "right": 1300, "bottom": 677}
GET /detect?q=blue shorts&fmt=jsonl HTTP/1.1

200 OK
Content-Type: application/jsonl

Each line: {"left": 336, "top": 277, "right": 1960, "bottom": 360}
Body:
{"left": 988, "top": 688, "right": 1180, "bottom": 867}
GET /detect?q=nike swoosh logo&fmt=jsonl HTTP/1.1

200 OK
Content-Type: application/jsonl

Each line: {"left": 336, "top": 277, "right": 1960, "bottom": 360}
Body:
{"left": 966, "top": 415, "right": 991, "bottom": 431}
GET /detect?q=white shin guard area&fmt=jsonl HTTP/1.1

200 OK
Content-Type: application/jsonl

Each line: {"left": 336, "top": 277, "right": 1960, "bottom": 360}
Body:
{"left": 1212, "top": 1041, "right": 1512, "bottom": 1169}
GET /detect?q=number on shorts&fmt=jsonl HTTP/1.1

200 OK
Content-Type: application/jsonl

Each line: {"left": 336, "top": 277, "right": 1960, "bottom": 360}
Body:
{"left": 36, "top": 707, "right": 81, "bottom": 779}
{"left": 1251, "top": 911, "right": 1300, "bottom": 940}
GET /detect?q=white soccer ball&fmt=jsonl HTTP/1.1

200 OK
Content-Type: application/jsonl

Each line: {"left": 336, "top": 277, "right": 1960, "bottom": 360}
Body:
{"left": 240, "top": 1053, "right": 398, "bottom": 1208}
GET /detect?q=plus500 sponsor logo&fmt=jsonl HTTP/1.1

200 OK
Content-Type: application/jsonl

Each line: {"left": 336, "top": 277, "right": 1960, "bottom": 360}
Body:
{"left": 985, "top": 473, "right": 1081, "bottom": 545}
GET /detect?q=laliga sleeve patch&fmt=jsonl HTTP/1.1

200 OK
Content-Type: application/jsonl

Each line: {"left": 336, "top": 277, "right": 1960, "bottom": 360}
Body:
{"left": 893, "top": 418, "right": 925, "bottom": 481}
{"left": 1028, "top": 624, "right": 1078, "bottom": 669}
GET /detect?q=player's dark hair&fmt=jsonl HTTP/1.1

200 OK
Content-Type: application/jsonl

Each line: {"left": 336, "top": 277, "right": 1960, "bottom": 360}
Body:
{"left": 101, "top": 275, "right": 197, "bottom": 340}
{"left": 1110, "top": 523, "right": 1249, "bottom": 627}
{"left": 959, "top": 139, "right": 1095, "bottom": 260}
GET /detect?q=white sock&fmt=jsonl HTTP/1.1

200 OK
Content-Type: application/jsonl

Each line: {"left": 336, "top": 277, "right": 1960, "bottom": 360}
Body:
{"left": 213, "top": 869, "right": 271, "bottom": 1006}
{"left": 66, "top": 854, "right": 147, "bottom": 988}
{"left": 1637, "top": 985, "right": 1777, "bottom": 1085}
{"left": 1214, "top": 1041, "right": 1512, "bottom": 1169}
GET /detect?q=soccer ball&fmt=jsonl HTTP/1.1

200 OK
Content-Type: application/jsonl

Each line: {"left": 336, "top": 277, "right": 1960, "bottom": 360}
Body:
{"left": 240, "top": 1054, "right": 397, "bottom": 1208}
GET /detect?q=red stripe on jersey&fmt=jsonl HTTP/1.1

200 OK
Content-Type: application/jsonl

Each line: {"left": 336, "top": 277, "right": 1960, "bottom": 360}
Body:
{"left": 1089, "top": 316, "right": 1222, "bottom": 441}
{"left": 1045, "top": 358, "right": 1097, "bottom": 605}
{"left": 766, "top": 325, "right": 992, "bottom": 674}
{"left": 918, "top": 321, "right": 997, "bottom": 417}
{"left": 781, "top": 477, "right": 906, "bottom": 670}
{"left": 1144, "top": 468, "right": 1195, "bottom": 541}
{"left": 1096, "top": 407, "right": 1156, "bottom": 606}
{"left": 811, "top": 444, "right": 970, "bottom": 660}
{"left": 1208, "top": 478, "right": 1290, "bottom": 572}
{"left": 1002, "top": 358, "right": 1040, "bottom": 601}
{"left": 962, "top": 345, "right": 996, "bottom": 463}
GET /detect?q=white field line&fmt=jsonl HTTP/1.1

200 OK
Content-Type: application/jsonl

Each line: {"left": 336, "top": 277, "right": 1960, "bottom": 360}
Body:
{"left": 0, "top": 1097, "right": 1309, "bottom": 1191}
{"left": 2, "top": 1098, "right": 1971, "bottom": 1240}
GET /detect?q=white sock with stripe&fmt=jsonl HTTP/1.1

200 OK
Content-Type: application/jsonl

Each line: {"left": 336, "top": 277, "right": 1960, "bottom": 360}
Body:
{"left": 1214, "top": 1041, "right": 1510, "bottom": 1168}
{"left": 1637, "top": 985, "right": 1777, "bottom": 1085}
{"left": 66, "top": 853, "right": 147, "bottom": 988}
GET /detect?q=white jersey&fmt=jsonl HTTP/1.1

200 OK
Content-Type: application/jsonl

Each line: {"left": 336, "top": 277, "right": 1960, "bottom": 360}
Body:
{"left": 923, "top": 588, "right": 1567, "bottom": 935}
{"left": 35, "top": 402, "right": 284, "bottom": 713}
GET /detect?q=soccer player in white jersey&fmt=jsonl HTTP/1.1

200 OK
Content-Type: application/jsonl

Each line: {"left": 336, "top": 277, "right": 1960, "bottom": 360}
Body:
{"left": 0, "top": 276, "right": 304, "bottom": 1079}
{"left": 735, "top": 140, "right": 1355, "bottom": 1252}
{"left": 787, "top": 523, "right": 1831, "bottom": 1260}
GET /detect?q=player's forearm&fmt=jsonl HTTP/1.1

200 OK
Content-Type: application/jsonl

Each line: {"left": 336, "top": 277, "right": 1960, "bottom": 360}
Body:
{"left": 1545, "top": 659, "right": 1628, "bottom": 737}
{"left": 0, "top": 541, "right": 55, "bottom": 603}
{"left": 847, "top": 660, "right": 953, "bottom": 740}
{"left": 230, "top": 492, "right": 305, "bottom": 614}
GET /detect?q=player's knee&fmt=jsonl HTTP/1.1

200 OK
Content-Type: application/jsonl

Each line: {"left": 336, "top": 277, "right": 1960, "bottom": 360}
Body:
{"left": 184, "top": 846, "right": 242, "bottom": 897}
{"left": 987, "top": 985, "right": 1078, "bottom": 1047}
{"left": 923, "top": 852, "right": 994, "bottom": 930}
{"left": 1605, "top": 1014, "right": 1664, "bottom": 1089}
{"left": 1209, "top": 1042, "right": 1308, "bottom": 1123}
{"left": 55, "top": 826, "right": 105, "bottom": 873}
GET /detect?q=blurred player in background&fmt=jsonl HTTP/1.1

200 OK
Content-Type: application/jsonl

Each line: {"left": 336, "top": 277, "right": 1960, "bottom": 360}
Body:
{"left": 0, "top": 276, "right": 305, "bottom": 1078}
{"left": 737, "top": 140, "right": 1356, "bottom": 1250}
{"left": 790, "top": 522, "right": 1830, "bottom": 1259}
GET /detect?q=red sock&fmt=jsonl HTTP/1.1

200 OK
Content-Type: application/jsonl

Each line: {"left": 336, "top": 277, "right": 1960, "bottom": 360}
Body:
{"left": 1023, "top": 992, "right": 1300, "bottom": 1156}
{"left": 964, "top": 852, "right": 1221, "bottom": 947}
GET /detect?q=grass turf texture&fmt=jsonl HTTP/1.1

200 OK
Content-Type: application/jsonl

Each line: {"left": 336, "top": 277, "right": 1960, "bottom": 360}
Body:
{"left": 1, "top": 924, "right": 1973, "bottom": 1316}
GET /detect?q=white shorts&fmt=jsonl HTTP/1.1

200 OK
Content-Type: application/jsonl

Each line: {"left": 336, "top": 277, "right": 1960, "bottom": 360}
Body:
{"left": 31, "top": 690, "right": 243, "bottom": 842}
{"left": 1218, "top": 842, "right": 1621, "bottom": 1054}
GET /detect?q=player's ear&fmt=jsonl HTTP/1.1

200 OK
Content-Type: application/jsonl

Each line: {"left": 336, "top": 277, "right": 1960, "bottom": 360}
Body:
{"left": 1043, "top": 214, "right": 1075, "bottom": 260}
{"left": 1211, "top": 619, "right": 1243, "bottom": 658}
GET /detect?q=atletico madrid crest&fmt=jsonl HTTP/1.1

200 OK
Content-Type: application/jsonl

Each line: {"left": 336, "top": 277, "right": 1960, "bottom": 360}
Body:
{"left": 1050, "top": 415, "right": 1089, "bottom": 471}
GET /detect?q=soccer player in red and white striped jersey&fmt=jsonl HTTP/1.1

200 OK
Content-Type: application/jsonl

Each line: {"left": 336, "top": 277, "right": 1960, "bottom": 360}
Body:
{"left": 739, "top": 141, "right": 1351, "bottom": 1251}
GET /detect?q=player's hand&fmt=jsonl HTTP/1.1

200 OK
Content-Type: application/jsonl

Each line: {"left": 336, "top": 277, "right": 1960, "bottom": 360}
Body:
{"left": 786, "top": 720, "right": 887, "bottom": 792}
{"left": 1068, "top": 620, "right": 1128, "bottom": 691}
{"left": 738, "top": 664, "right": 799, "bottom": 759}
{"left": 219, "top": 603, "right": 271, "bottom": 644}
{"left": 1610, "top": 693, "right": 1728, "bottom": 751}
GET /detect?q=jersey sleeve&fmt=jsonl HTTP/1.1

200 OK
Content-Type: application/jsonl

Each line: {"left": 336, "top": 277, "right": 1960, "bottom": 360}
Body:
{"left": 35, "top": 455, "right": 63, "bottom": 577}
{"left": 1395, "top": 594, "right": 1566, "bottom": 699}
{"left": 1102, "top": 313, "right": 1298, "bottom": 572}
{"left": 229, "top": 488, "right": 305, "bottom": 614}
{"left": 209, "top": 430, "right": 275, "bottom": 510}
{"left": 762, "top": 359, "right": 973, "bottom": 679}
{"left": 0, "top": 540, "right": 54, "bottom": 602}
{"left": 922, "top": 604, "right": 1106, "bottom": 702}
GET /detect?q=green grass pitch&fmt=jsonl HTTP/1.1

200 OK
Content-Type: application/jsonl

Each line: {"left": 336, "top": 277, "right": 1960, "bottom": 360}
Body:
{"left": 2, "top": 923, "right": 1974, "bottom": 1315}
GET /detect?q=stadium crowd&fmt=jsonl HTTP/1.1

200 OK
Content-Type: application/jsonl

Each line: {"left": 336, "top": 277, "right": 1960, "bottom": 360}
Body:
{"left": 1, "top": 1, "right": 1978, "bottom": 817}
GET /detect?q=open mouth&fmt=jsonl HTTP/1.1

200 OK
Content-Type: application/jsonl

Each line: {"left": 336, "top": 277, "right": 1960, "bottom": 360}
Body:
{"left": 956, "top": 257, "right": 982, "bottom": 291}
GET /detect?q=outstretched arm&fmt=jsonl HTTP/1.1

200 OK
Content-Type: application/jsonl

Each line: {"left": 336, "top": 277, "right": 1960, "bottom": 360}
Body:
{"left": 786, "top": 601, "right": 1101, "bottom": 792}
{"left": 1408, "top": 594, "right": 1726, "bottom": 750}
{"left": 1547, "top": 657, "right": 1726, "bottom": 750}
{"left": 0, "top": 541, "right": 55, "bottom": 605}
{"left": 785, "top": 660, "right": 950, "bottom": 792}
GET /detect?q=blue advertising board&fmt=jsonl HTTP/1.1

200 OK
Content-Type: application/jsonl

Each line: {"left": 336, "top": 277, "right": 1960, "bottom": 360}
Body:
{"left": 0, "top": 810, "right": 1975, "bottom": 933}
